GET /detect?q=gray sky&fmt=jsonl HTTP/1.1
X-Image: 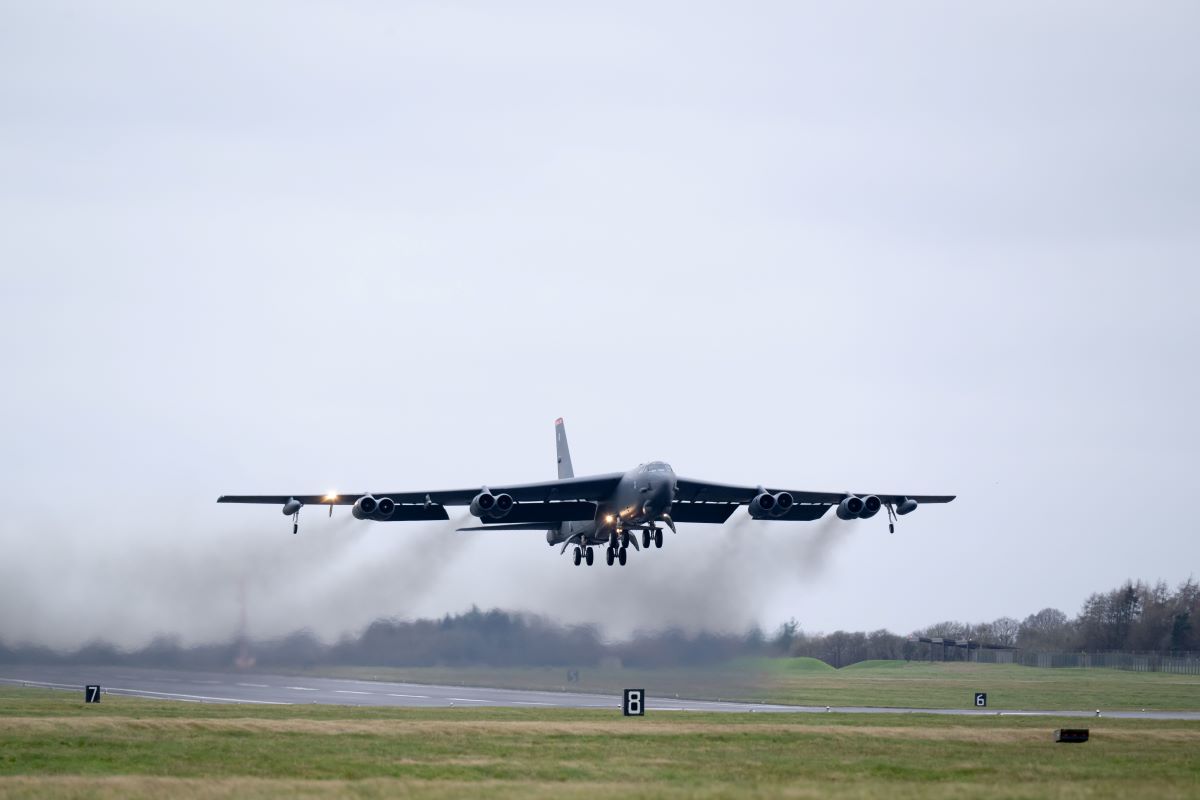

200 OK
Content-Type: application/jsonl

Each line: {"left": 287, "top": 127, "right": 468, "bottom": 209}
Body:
{"left": 2, "top": 1, "right": 1198, "bottom": 649}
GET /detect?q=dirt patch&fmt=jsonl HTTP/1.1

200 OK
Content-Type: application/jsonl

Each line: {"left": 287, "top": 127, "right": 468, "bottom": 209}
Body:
{"left": 6, "top": 716, "right": 1195, "bottom": 743}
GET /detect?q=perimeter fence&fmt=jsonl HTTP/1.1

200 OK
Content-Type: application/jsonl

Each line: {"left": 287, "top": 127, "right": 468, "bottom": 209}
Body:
{"left": 971, "top": 648, "right": 1200, "bottom": 674}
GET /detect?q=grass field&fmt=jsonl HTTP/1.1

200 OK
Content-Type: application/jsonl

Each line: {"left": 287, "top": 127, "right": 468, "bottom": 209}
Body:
{"left": 3, "top": 686, "right": 1198, "bottom": 799}
{"left": 304, "top": 658, "right": 1200, "bottom": 712}
{"left": 0, "top": 686, "right": 1195, "bottom": 796}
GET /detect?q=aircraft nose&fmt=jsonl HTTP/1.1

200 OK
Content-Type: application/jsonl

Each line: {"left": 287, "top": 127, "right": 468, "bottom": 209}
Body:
{"left": 644, "top": 480, "right": 672, "bottom": 516}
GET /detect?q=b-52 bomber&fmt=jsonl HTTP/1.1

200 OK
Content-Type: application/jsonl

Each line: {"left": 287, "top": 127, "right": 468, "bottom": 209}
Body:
{"left": 218, "top": 419, "right": 954, "bottom": 567}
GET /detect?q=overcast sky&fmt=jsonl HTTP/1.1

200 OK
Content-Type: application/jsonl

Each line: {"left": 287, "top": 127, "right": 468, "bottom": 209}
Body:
{"left": 2, "top": 2, "right": 1198, "bottom": 650}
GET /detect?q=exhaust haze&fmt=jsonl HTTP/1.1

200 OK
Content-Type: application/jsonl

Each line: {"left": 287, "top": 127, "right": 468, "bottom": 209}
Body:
{"left": 0, "top": 505, "right": 845, "bottom": 650}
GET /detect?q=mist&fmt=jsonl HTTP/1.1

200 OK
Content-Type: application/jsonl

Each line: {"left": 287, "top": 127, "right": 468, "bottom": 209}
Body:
{"left": 0, "top": 509, "right": 478, "bottom": 650}
{"left": 0, "top": 497, "right": 854, "bottom": 651}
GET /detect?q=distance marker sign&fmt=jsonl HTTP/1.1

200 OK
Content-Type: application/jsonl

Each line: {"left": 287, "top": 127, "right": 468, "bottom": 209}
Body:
{"left": 974, "top": 692, "right": 987, "bottom": 707}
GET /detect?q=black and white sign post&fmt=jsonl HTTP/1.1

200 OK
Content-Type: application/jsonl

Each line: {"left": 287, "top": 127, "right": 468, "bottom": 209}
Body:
{"left": 623, "top": 689, "right": 645, "bottom": 716}
{"left": 85, "top": 685, "right": 102, "bottom": 703}
{"left": 974, "top": 692, "right": 987, "bottom": 708}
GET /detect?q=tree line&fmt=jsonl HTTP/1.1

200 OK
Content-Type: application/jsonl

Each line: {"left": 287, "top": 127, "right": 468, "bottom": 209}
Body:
{"left": 911, "top": 578, "right": 1199, "bottom": 656}
{"left": 1, "top": 578, "right": 1195, "bottom": 670}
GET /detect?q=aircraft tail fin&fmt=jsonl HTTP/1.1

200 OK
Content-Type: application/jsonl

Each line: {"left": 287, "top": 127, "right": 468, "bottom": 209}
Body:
{"left": 555, "top": 417, "right": 574, "bottom": 479}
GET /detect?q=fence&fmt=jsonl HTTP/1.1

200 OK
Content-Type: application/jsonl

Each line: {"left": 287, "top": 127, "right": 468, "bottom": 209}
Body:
{"left": 972, "top": 648, "right": 1200, "bottom": 674}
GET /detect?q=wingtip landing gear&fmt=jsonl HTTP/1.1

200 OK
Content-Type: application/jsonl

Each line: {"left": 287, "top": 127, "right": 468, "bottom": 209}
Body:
{"left": 292, "top": 510, "right": 300, "bottom": 535}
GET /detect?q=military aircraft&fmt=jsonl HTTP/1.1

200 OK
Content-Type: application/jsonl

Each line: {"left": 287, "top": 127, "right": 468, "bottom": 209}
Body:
{"left": 218, "top": 419, "right": 954, "bottom": 567}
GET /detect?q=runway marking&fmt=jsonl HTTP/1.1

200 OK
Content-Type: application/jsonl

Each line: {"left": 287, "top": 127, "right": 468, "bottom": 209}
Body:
{"left": 286, "top": 686, "right": 318, "bottom": 691}
{"left": 450, "top": 697, "right": 488, "bottom": 703}
{"left": 237, "top": 683, "right": 269, "bottom": 688}
{"left": 335, "top": 690, "right": 370, "bottom": 695}
{"left": 105, "top": 687, "right": 289, "bottom": 705}
{"left": 388, "top": 693, "right": 429, "bottom": 699}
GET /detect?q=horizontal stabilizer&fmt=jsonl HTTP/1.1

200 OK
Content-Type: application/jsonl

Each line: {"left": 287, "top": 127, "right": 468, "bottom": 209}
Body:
{"left": 458, "top": 522, "right": 559, "bottom": 532}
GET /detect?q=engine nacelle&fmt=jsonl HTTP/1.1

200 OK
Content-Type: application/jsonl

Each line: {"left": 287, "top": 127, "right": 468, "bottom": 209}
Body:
{"left": 281, "top": 497, "right": 302, "bottom": 516}
{"left": 352, "top": 495, "right": 379, "bottom": 520}
{"left": 859, "top": 495, "right": 882, "bottom": 519}
{"left": 376, "top": 497, "right": 396, "bottom": 518}
{"left": 896, "top": 497, "right": 918, "bottom": 515}
{"left": 749, "top": 491, "right": 795, "bottom": 519}
{"left": 748, "top": 491, "right": 776, "bottom": 518}
{"left": 470, "top": 490, "right": 514, "bottom": 519}
{"left": 836, "top": 495, "right": 865, "bottom": 520}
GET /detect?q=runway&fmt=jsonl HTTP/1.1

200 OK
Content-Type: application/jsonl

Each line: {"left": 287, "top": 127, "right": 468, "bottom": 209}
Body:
{"left": 3, "top": 665, "right": 1199, "bottom": 720}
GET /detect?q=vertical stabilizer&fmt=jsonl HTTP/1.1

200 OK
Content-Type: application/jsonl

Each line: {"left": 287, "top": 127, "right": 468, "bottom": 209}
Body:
{"left": 555, "top": 417, "right": 574, "bottom": 479}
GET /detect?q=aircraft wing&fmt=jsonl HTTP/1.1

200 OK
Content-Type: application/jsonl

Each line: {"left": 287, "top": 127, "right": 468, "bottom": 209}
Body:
{"left": 217, "top": 473, "right": 624, "bottom": 510}
{"left": 674, "top": 478, "right": 955, "bottom": 507}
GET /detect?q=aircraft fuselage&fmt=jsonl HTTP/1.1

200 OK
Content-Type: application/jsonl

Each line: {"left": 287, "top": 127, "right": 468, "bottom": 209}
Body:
{"left": 555, "top": 461, "right": 676, "bottom": 547}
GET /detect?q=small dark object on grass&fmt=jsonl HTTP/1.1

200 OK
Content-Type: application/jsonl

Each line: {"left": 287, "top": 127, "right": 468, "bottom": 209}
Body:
{"left": 1055, "top": 729, "right": 1089, "bottom": 743}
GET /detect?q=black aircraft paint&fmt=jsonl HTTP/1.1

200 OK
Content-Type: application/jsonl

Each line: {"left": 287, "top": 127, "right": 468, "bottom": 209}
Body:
{"left": 218, "top": 419, "right": 955, "bottom": 567}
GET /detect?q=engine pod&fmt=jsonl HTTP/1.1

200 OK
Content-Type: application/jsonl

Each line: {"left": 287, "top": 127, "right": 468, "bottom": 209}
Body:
{"left": 353, "top": 495, "right": 379, "bottom": 519}
{"left": 859, "top": 495, "right": 882, "bottom": 519}
{"left": 837, "top": 496, "right": 865, "bottom": 520}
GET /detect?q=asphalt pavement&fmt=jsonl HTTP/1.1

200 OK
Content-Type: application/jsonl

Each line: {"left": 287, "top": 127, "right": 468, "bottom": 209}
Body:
{"left": 3, "top": 665, "right": 1198, "bottom": 720}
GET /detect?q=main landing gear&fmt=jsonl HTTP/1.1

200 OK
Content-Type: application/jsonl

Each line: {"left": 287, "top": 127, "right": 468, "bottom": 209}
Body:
{"left": 640, "top": 528, "right": 664, "bottom": 549}
{"left": 572, "top": 546, "right": 596, "bottom": 566}
{"left": 602, "top": 544, "right": 628, "bottom": 566}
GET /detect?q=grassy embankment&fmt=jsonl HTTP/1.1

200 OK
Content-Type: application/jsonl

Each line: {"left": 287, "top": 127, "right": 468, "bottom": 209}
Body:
{"left": 2, "top": 685, "right": 1199, "bottom": 798}
{"left": 303, "top": 657, "right": 1200, "bottom": 711}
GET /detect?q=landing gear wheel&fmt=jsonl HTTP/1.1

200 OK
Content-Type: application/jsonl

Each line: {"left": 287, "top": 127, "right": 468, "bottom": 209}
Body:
{"left": 573, "top": 546, "right": 582, "bottom": 566}
{"left": 654, "top": 529, "right": 663, "bottom": 548}
{"left": 618, "top": 546, "right": 628, "bottom": 566}
{"left": 585, "top": 546, "right": 594, "bottom": 566}
{"left": 605, "top": 547, "right": 615, "bottom": 566}
{"left": 642, "top": 530, "right": 651, "bottom": 549}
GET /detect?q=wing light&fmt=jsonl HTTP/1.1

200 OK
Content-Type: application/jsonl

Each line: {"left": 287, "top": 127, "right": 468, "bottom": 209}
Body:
{"left": 323, "top": 492, "right": 339, "bottom": 502}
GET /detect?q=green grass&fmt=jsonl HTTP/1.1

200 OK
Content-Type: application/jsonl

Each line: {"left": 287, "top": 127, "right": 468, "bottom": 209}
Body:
{"left": 1, "top": 686, "right": 1198, "bottom": 798}
{"left": 300, "top": 658, "right": 1200, "bottom": 712}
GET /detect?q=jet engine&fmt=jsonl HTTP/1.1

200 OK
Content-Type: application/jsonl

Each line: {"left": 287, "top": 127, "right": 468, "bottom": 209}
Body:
{"left": 749, "top": 491, "right": 795, "bottom": 519}
{"left": 376, "top": 497, "right": 396, "bottom": 518}
{"left": 470, "top": 490, "right": 514, "bottom": 519}
{"left": 352, "top": 495, "right": 379, "bottom": 520}
{"left": 836, "top": 495, "right": 865, "bottom": 520}
{"left": 859, "top": 495, "right": 882, "bottom": 519}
